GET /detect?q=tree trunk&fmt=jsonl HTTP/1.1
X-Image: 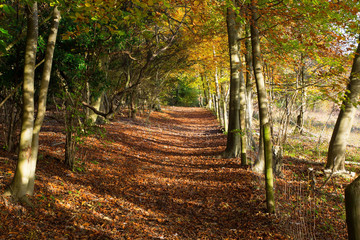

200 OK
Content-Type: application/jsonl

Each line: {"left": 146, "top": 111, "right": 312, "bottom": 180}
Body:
{"left": 4, "top": 2, "right": 38, "bottom": 200}
{"left": 326, "top": 36, "right": 360, "bottom": 173}
{"left": 250, "top": 0, "right": 275, "bottom": 213}
{"left": 65, "top": 100, "right": 76, "bottom": 170}
{"left": 239, "top": 50, "right": 247, "bottom": 165}
{"left": 245, "top": 23, "right": 256, "bottom": 151}
{"left": 129, "top": 90, "right": 137, "bottom": 119}
{"left": 222, "top": 5, "right": 242, "bottom": 158}
{"left": 27, "top": 6, "right": 61, "bottom": 195}
{"left": 215, "top": 68, "right": 221, "bottom": 125}
{"left": 206, "top": 75, "right": 213, "bottom": 110}
{"left": 213, "top": 46, "right": 222, "bottom": 125}
{"left": 221, "top": 82, "right": 228, "bottom": 132}
{"left": 88, "top": 92, "right": 104, "bottom": 123}
{"left": 201, "top": 74, "right": 209, "bottom": 107}
{"left": 295, "top": 60, "right": 306, "bottom": 134}
{"left": 346, "top": 175, "right": 360, "bottom": 240}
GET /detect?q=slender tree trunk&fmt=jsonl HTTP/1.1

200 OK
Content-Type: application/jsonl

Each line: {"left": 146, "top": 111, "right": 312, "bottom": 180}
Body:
{"left": 205, "top": 75, "right": 213, "bottom": 110}
{"left": 213, "top": 46, "right": 222, "bottom": 125}
{"left": 3, "top": 2, "right": 38, "bottom": 200}
{"left": 326, "top": 37, "right": 360, "bottom": 173}
{"left": 88, "top": 92, "right": 104, "bottom": 123}
{"left": 245, "top": 24, "right": 256, "bottom": 151}
{"left": 215, "top": 68, "right": 221, "bottom": 124}
{"left": 250, "top": 0, "right": 275, "bottom": 213}
{"left": 65, "top": 99, "right": 76, "bottom": 170}
{"left": 221, "top": 82, "right": 229, "bottom": 132}
{"left": 222, "top": 5, "right": 242, "bottom": 158}
{"left": 27, "top": 6, "right": 61, "bottom": 195}
{"left": 85, "top": 81, "right": 91, "bottom": 119}
{"left": 129, "top": 90, "right": 137, "bottom": 119}
{"left": 295, "top": 57, "right": 306, "bottom": 134}
{"left": 239, "top": 46, "right": 247, "bottom": 165}
{"left": 201, "top": 74, "right": 209, "bottom": 107}
{"left": 251, "top": 15, "right": 264, "bottom": 174}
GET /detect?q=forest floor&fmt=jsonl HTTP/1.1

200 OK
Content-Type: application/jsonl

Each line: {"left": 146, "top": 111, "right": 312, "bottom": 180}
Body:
{"left": 0, "top": 106, "right": 357, "bottom": 239}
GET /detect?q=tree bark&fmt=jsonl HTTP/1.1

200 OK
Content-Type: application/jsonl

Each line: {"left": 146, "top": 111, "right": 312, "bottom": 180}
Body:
{"left": 250, "top": 0, "right": 275, "bottom": 213}
{"left": 201, "top": 73, "right": 209, "bottom": 107}
{"left": 65, "top": 99, "right": 76, "bottom": 170}
{"left": 27, "top": 6, "right": 61, "bottom": 195}
{"left": 4, "top": 2, "right": 38, "bottom": 200}
{"left": 222, "top": 5, "right": 242, "bottom": 158}
{"left": 326, "top": 36, "right": 360, "bottom": 173}
{"left": 239, "top": 48, "right": 247, "bottom": 165}
{"left": 295, "top": 57, "right": 306, "bottom": 134}
{"left": 345, "top": 175, "right": 360, "bottom": 240}
{"left": 88, "top": 92, "right": 104, "bottom": 123}
{"left": 245, "top": 23, "right": 256, "bottom": 151}
{"left": 221, "top": 82, "right": 229, "bottom": 132}
{"left": 206, "top": 75, "right": 213, "bottom": 110}
{"left": 213, "top": 46, "right": 223, "bottom": 126}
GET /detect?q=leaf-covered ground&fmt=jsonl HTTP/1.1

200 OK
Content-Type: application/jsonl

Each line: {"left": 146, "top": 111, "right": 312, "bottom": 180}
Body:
{"left": 0, "top": 106, "right": 355, "bottom": 239}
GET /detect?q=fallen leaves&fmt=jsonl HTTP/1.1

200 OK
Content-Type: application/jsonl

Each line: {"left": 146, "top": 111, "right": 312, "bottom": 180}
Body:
{"left": 0, "top": 106, "right": 355, "bottom": 239}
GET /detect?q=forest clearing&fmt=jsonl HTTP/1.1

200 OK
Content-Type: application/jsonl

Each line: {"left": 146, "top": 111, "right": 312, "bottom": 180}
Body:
{"left": 0, "top": 106, "right": 358, "bottom": 239}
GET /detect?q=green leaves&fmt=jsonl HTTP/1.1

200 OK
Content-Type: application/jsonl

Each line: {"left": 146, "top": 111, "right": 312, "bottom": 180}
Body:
{"left": 0, "top": 27, "right": 10, "bottom": 53}
{"left": 0, "top": 4, "right": 15, "bottom": 15}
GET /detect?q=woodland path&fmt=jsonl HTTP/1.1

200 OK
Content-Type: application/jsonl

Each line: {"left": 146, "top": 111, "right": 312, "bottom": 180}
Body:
{"left": 0, "top": 107, "right": 303, "bottom": 239}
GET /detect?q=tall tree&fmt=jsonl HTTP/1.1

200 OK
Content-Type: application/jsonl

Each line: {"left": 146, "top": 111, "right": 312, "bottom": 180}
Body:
{"left": 3, "top": 2, "right": 38, "bottom": 201}
{"left": 250, "top": 0, "right": 275, "bottom": 213}
{"left": 326, "top": 35, "right": 360, "bottom": 173}
{"left": 222, "top": 4, "right": 242, "bottom": 159}
{"left": 27, "top": 6, "right": 61, "bottom": 195}
{"left": 3, "top": 3, "right": 61, "bottom": 200}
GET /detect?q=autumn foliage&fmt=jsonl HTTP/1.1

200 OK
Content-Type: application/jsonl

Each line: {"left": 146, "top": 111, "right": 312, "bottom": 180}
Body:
{"left": 0, "top": 107, "right": 352, "bottom": 239}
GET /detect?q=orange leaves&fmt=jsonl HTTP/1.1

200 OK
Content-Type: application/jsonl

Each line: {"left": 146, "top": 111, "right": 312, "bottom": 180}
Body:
{"left": 0, "top": 106, "right": 355, "bottom": 239}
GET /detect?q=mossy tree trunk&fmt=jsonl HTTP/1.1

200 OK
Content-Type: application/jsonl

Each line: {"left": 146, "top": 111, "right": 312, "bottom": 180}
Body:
{"left": 250, "top": 0, "right": 275, "bottom": 213}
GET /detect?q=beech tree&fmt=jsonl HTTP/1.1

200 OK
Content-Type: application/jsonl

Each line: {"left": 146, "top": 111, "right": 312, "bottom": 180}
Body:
{"left": 326, "top": 36, "right": 360, "bottom": 173}
{"left": 3, "top": 2, "right": 38, "bottom": 201}
{"left": 222, "top": 3, "right": 242, "bottom": 159}
{"left": 250, "top": 0, "right": 274, "bottom": 213}
{"left": 3, "top": 3, "right": 61, "bottom": 201}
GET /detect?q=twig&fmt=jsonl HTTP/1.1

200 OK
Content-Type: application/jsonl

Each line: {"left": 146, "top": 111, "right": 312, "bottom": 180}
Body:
{"left": 0, "top": 81, "right": 22, "bottom": 109}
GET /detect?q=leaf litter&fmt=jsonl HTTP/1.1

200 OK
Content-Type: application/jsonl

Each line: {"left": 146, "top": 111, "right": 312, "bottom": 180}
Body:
{"left": 0, "top": 106, "right": 356, "bottom": 239}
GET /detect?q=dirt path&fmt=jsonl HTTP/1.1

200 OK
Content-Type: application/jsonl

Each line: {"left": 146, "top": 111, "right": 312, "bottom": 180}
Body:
{"left": 0, "top": 107, "right": 318, "bottom": 239}
{"left": 96, "top": 106, "right": 287, "bottom": 239}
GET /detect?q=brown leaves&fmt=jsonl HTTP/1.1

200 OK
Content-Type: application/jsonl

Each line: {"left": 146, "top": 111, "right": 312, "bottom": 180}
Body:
{"left": 0, "top": 106, "right": 353, "bottom": 239}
